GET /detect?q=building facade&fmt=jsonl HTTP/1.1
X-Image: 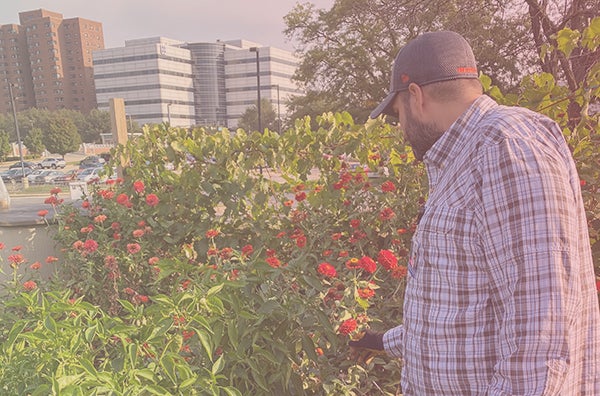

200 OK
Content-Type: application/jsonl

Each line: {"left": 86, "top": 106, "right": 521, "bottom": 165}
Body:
{"left": 0, "top": 9, "right": 104, "bottom": 114}
{"left": 93, "top": 37, "right": 195, "bottom": 127}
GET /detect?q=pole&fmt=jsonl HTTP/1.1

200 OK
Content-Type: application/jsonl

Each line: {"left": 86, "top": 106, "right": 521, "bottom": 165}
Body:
{"left": 276, "top": 84, "right": 281, "bottom": 134}
{"left": 250, "top": 47, "right": 261, "bottom": 133}
{"left": 8, "top": 83, "right": 28, "bottom": 188}
{"left": 167, "top": 103, "right": 172, "bottom": 125}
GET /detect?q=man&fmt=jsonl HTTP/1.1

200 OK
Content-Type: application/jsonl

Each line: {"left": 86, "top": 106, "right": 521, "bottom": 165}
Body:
{"left": 350, "top": 31, "right": 600, "bottom": 395}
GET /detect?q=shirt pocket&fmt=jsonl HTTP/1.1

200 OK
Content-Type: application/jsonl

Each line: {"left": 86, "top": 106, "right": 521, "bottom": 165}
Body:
{"left": 411, "top": 205, "right": 483, "bottom": 291}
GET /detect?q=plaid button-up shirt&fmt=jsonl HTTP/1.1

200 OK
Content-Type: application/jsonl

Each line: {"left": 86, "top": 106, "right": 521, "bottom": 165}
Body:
{"left": 383, "top": 95, "right": 600, "bottom": 395}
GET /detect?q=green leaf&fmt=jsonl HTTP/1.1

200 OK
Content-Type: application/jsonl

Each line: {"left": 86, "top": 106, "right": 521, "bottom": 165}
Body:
{"left": 179, "top": 375, "right": 198, "bottom": 389}
{"left": 143, "top": 384, "right": 172, "bottom": 395}
{"left": 257, "top": 299, "right": 281, "bottom": 315}
{"left": 128, "top": 343, "right": 138, "bottom": 367}
{"left": 134, "top": 368, "right": 157, "bottom": 382}
{"left": 207, "top": 283, "right": 224, "bottom": 297}
{"left": 220, "top": 386, "right": 243, "bottom": 396}
{"left": 4, "top": 321, "right": 26, "bottom": 355}
{"left": 44, "top": 316, "right": 57, "bottom": 333}
{"left": 212, "top": 355, "right": 225, "bottom": 375}
{"left": 79, "top": 357, "right": 98, "bottom": 378}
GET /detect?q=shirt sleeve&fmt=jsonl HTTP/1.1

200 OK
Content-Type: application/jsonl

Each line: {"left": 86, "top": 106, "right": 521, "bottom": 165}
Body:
{"left": 383, "top": 325, "right": 404, "bottom": 358}
{"left": 476, "top": 135, "right": 580, "bottom": 395}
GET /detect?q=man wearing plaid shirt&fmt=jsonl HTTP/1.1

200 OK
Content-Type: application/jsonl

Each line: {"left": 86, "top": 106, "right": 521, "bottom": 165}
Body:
{"left": 352, "top": 31, "right": 600, "bottom": 395}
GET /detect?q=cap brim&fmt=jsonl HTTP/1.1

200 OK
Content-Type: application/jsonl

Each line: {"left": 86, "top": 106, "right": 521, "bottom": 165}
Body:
{"left": 370, "top": 91, "right": 397, "bottom": 119}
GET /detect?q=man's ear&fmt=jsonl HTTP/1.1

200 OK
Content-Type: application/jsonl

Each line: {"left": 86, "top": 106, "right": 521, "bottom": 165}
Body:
{"left": 407, "top": 83, "right": 425, "bottom": 117}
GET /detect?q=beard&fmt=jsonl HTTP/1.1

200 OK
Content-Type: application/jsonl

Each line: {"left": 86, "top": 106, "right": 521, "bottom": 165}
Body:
{"left": 402, "top": 101, "right": 445, "bottom": 161}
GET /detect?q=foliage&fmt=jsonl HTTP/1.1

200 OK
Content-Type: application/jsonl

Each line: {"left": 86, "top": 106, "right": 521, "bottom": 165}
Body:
{"left": 82, "top": 109, "right": 111, "bottom": 143}
{"left": 284, "top": 0, "right": 534, "bottom": 122}
{"left": 45, "top": 116, "right": 82, "bottom": 157}
{"left": 0, "top": 131, "right": 10, "bottom": 162}
{"left": 237, "top": 98, "right": 279, "bottom": 133}
{"left": 23, "top": 127, "right": 45, "bottom": 156}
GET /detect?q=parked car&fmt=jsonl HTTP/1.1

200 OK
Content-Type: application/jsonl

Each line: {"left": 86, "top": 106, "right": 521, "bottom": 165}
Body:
{"left": 79, "top": 155, "right": 105, "bottom": 169}
{"left": 9, "top": 161, "right": 40, "bottom": 170}
{"left": 40, "top": 157, "right": 66, "bottom": 169}
{"left": 26, "top": 169, "right": 47, "bottom": 183}
{"left": 1, "top": 167, "right": 34, "bottom": 182}
{"left": 77, "top": 166, "right": 117, "bottom": 183}
{"left": 53, "top": 169, "right": 80, "bottom": 184}
{"left": 32, "top": 170, "right": 64, "bottom": 184}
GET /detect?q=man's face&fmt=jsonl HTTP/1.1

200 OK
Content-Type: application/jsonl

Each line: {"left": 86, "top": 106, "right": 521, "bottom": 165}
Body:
{"left": 391, "top": 92, "right": 443, "bottom": 161}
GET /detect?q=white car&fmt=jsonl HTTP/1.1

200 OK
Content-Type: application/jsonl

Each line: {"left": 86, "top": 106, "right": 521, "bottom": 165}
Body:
{"left": 40, "top": 157, "right": 66, "bottom": 169}
{"left": 77, "top": 167, "right": 117, "bottom": 183}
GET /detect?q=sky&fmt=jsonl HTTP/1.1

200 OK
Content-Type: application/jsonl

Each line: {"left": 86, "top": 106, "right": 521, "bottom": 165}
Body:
{"left": 0, "top": 0, "right": 334, "bottom": 50}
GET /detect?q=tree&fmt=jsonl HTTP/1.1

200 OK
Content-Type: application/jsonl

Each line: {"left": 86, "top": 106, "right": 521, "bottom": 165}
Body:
{"left": 237, "top": 98, "right": 279, "bottom": 132}
{"left": 83, "top": 109, "right": 111, "bottom": 143}
{"left": 284, "top": 0, "right": 536, "bottom": 122}
{"left": 23, "top": 127, "right": 45, "bottom": 156}
{"left": 45, "top": 116, "right": 81, "bottom": 157}
{"left": 0, "top": 131, "right": 10, "bottom": 162}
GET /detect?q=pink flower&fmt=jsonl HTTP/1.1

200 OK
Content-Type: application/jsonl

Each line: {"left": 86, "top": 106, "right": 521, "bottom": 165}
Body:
{"left": 205, "top": 229, "right": 219, "bottom": 238}
{"left": 83, "top": 239, "right": 99, "bottom": 253}
{"left": 23, "top": 281, "right": 37, "bottom": 291}
{"left": 381, "top": 181, "right": 396, "bottom": 192}
{"left": 266, "top": 256, "right": 282, "bottom": 268}
{"left": 38, "top": 209, "right": 49, "bottom": 217}
{"left": 148, "top": 256, "right": 160, "bottom": 265}
{"left": 132, "top": 229, "right": 145, "bottom": 238}
{"left": 127, "top": 243, "right": 141, "bottom": 254}
{"left": 241, "top": 244, "right": 254, "bottom": 257}
{"left": 29, "top": 262, "right": 41, "bottom": 270}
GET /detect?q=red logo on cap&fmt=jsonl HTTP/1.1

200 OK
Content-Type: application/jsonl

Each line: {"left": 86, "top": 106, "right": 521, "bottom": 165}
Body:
{"left": 456, "top": 67, "right": 477, "bottom": 74}
{"left": 401, "top": 74, "right": 410, "bottom": 83}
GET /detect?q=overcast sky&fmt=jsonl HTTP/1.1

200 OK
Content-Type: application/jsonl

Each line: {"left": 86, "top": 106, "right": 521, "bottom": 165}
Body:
{"left": 0, "top": 0, "right": 334, "bottom": 50}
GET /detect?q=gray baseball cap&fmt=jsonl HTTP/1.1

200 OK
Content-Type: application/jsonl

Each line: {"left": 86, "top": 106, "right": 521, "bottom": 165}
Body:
{"left": 370, "top": 31, "right": 479, "bottom": 118}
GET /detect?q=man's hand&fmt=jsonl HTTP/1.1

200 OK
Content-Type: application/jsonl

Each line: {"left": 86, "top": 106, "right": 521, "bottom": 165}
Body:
{"left": 348, "top": 330, "right": 386, "bottom": 364}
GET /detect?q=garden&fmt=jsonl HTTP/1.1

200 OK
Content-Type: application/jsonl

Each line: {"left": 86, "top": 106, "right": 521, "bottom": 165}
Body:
{"left": 0, "top": 22, "right": 598, "bottom": 395}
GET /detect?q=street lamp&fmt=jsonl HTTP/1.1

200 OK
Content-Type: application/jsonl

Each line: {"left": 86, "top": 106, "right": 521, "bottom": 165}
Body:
{"left": 276, "top": 84, "right": 281, "bottom": 134}
{"left": 249, "top": 47, "right": 261, "bottom": 133}
{"left": 167, "top": 103, "right": 172, "bottom": 125}
{"left": 7, "top": 83, "right": 27, "bottom": 188}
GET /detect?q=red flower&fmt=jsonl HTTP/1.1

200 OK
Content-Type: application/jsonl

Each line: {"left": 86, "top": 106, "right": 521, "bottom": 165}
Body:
{"left": 266, "top": 256, "right": 282, "bottom": 268}
{"left": 135, "top": 295, "right": 149, "bottom": 304}
{"left": 391, "top": 266, "right": 408, "bottom": 279}
{"left": 50, "top": 187, "right": 62, "bottom": 195}
{"left": 359, "top": 256, "right": 377, "bottom": 274}
{"left": 345, "top": 257, "right": 361, "bottom": 270}
{"left": 377, "top": 249, "right": 398, "bottom": 270}
{"left": 116, "top": 194, "right": 131, "bottom": 207}
{"left": 148, "top": 256, "right": 160, "bottom": 265}
{"left": 381, "top": 181, "right": 396, "bottom": 192}
{"left": 38, "top": 209, "right": 49, "bottom": 217}
{"left": 23, "top": 281, "right": 37, "bottom": 291}
{"left": 127, "top": 243, "right": 141, "bottom": 254}
{"left": 123, "top": 287, "right": 135, "bottom": 295}
{"left": 349, "top": 219, "right": 360, "bottom": 229}
{"left": 0, "top": 243, "right": 4, "bottom": 250}
{"left": 322, "top": 249, "right": 333, "bottom": 257}
{"left": 8, "top": 254, "right": 25, "bottom": 265}
{"left": 94, "top": 214, "right": 107, "bottom": 223}
{"left": 596, "top": 279, "right": 600, "bottom": 292}
{"left": 81, "top": 200, "right": 90, "bottom": 209}
{"left": 146, "top": 194, "right": 159, "bottom": 206}
{"left": 29, "top": 261, "right": 41, "bottom": 270}
{"left": 296, "top": 235, "right": 307, "bottom": 248}
{"left": 111, "top": 222, "right": 121, "bottom": 230}
{"left": 295, "top": 191, "right": 307, "bottom": 202}
{"left": 358, "top": 288, "right": 375, "bottom": 299}
{"left": 83, "top": 239, "right": 99, "bottom": 253}
{"left": 284, "top": 200, "right": 294, "bottom": 207}
{"left": 133, "top": 180, "right": 145, "bottom": 193}
{"left": 205, "top": 229, "right": 220, "bottom": 238}
{"left": 12, "top": 245, "right": 22, "bottom": 252}
{"left": 220, "top": 247, "right": 233, "bottom": 259}
{"left": 338, "top": 318, "right": 357, "bottom": 335}
{"left": 132, "top": 229, "right": 145, "bottom": 238}
{"left": 317, "top": 262, "right": 337, "bottom": 278}
{"left": 379, "top": 207, "right": 395, "bottom": 221}
{"left": 241, "top": 244, "right": 254, "bottom": 256}
{"left": 331, "top": 233, "right": 343, "bottom": 241}
{"left": 45, "top": 256, "right": 58, "bottom": 263}
{"left": 45, "top": 196, "right": 58, "bottom": 205}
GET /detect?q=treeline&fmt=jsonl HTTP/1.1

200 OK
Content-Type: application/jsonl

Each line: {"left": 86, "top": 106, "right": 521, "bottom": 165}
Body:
{"left": 0, "top": 108, "right": 141, "bottom": 161}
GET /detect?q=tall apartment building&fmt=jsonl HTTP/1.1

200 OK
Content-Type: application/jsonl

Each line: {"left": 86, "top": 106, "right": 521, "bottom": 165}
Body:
{"left": 94, "top": 38, "right": 301, "bottom": 129}
{"left": 0, "top": 9, "right": 104, "bottom": 114}
{"left": 93, "top": 37, "right": 195, "bottom": 127}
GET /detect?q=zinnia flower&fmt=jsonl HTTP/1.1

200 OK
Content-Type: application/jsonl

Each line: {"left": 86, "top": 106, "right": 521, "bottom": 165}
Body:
{"left": 146, "top": 194, "right": 159, "bottom": 206}
{"left": 377, "top": 249, "right": 398, "bottom": 270}
{"left": 132, "top": 229, "right": 145, "bottom": 238}
{"left": 133, "top": 180, "right": 145, "bottom": 193}
{"left": 30, "top": 262, "right": 41, "bottom": 270}
{"left": 241, "top": 244, "right": 254, "bottom": 256}
{"left": 381, "top": 181, "right": 396, "bottom": 192}
{"left": 23, "top": 281, "right": 37, "bottom": 291}
{"left": 359, "top": 256, "right": 377, "bottom": 274}
{"left": 295, "top": 191, "right": 307, "bottom": 202}
{"left": 317, "top": 262, "right": 337, "bottom": 278}
{"left": 83, "top": 239, "right": 99, "bottom": 253}
{"left": 127, "top": 243, "right": 141, "bottom": 254}
{"left": 338, "top": 318, "right": 357, "bottom": 335}
{"left": 379, "top": 207, "right": 395, "bottom": 221}
{"left": 266, "top": 256, "right": 282, "bottom": 268}
{"left": 38, "top": 209, "right": 49, "bottom": 217}
{"left": 8, "top": 254, "right": 25, "bottom": 265}
{"left": 205, "top": 229, "right": 219, "bottom": 238}
{"left": 358, "top": 288, "right": 375, "bottom": 299}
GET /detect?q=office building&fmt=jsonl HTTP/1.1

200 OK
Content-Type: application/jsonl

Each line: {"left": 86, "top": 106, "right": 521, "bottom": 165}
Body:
{"left": 0, "top": 9, "right": 104, "bottom": 114}
{"left": 93, "top": 37, "right": 195, "bottom": 127}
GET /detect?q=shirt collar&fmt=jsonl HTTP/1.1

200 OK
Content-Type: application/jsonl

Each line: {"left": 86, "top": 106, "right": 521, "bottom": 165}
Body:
{"left": 423, "top": 95, "right": 497, "bottom": 172}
